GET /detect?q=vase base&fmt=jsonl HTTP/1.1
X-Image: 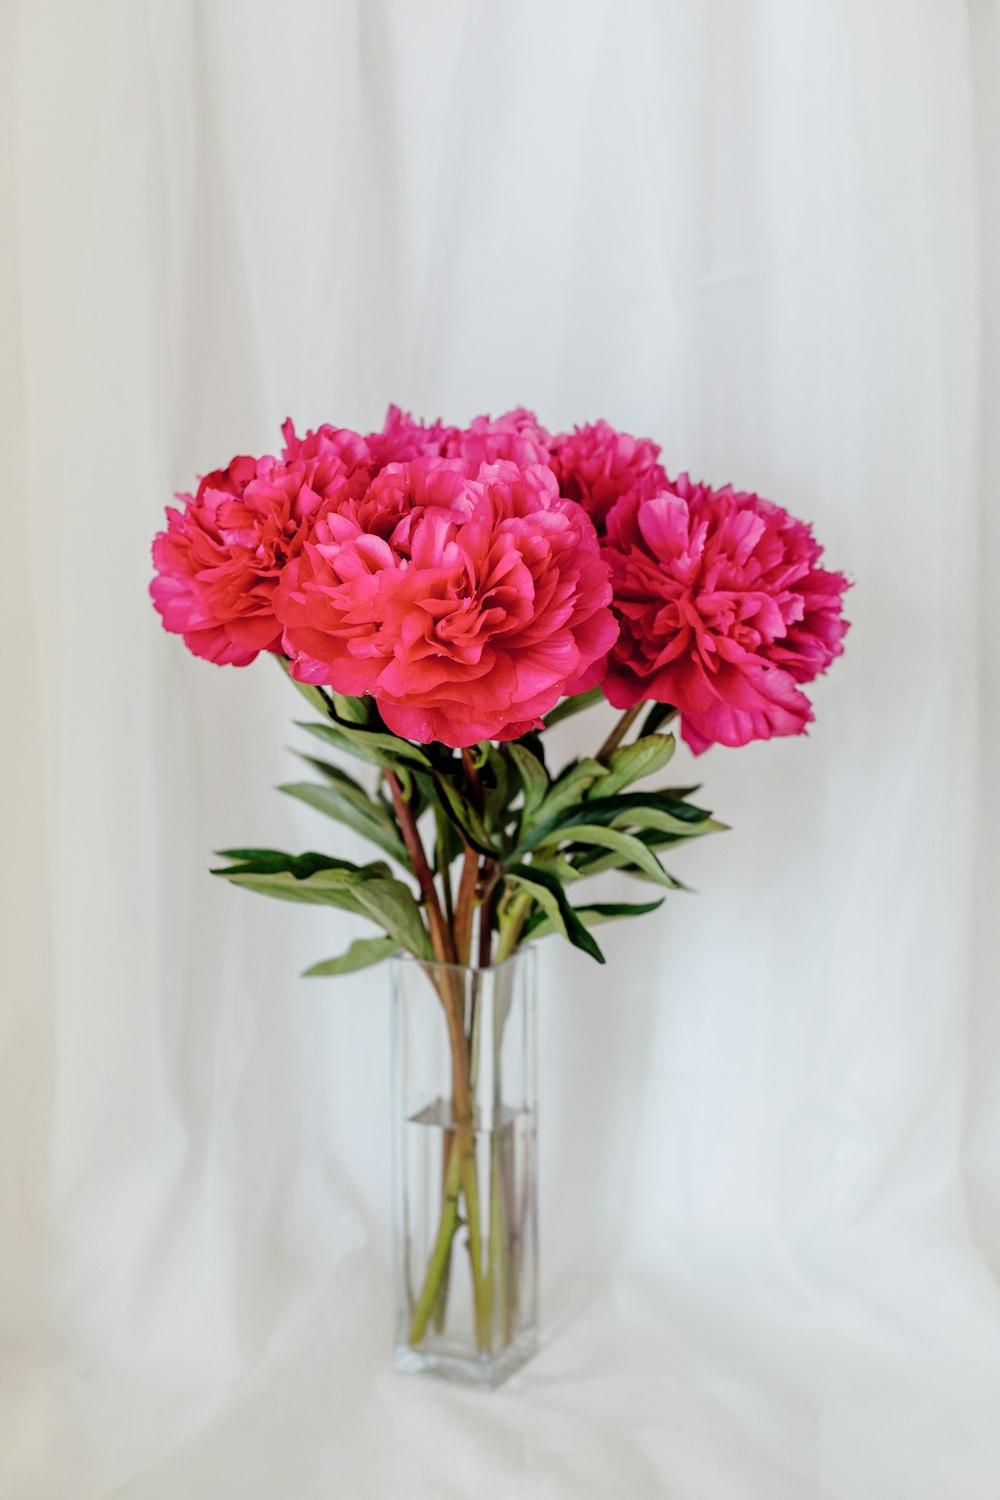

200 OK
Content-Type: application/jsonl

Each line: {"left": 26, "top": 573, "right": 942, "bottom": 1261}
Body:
{"left": 393, "top": 1329, "right": 538, "bottom": 1390}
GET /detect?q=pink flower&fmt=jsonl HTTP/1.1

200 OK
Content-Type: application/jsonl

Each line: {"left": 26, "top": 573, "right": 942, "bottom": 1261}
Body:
{"left": 150, "top": 446, "right": 367, "bottom": 666}
{"left": 274, "top": 458, "right": 617, "bottom": 747}
{"left": 602, "top": 475, "right": 850, "bottom": 753}
{"left": 445, "top": 409, "right": 552, "bottom": 468}
{"left": 551, "top": 420, "right": 667, "bottom": 530}
{"left": 365, "top": 405, "right": 457, "bottom": 468}
{"left": 280, "top": 420, "right": 371, "bottom": 471}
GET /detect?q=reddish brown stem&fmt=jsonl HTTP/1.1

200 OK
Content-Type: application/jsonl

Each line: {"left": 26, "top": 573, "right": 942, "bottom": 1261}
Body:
{"left": 385, "top": 770, "right": 455, "bottom": 965}
{"left": 596, "top": 703, "right": 643, "bottom": 761}
{"left": 453, "top": 845, "right": 479, "bottom": 967}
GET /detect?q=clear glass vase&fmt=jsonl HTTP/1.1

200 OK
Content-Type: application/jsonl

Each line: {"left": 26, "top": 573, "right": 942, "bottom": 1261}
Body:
{"left": 391, "top": 948, "right": 538, "bottom": 1388}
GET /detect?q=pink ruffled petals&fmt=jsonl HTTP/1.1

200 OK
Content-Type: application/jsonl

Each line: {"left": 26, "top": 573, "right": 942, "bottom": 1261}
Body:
{"left": 364, "top": 405, "right": 458, "bottom": 468}
{"left": 602, "top": 475, "right": 850, "bottom": 753}
{"left": 274, "top": 458, "right": 616, "bottom": 748}
{"left": 551, "top": 420, "right": 667, "bottom": 531}
{"left": 445, "top": 409, "right": 552, "bottom": 468}
{"left": 149, "top": 443, "right": 370, "bottom": 667}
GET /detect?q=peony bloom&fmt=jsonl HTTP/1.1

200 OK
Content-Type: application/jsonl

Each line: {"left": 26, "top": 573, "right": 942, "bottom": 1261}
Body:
{"left": 365, "top": 405, "right": 457, "bottom": 468}
{"left": 280, "top": 419, "right": 371, "bottom": 471}
{"left": 602, "top": 475, "right": 850, "bottom": 754}
{"left": 551, "top": 420, "right": 668, "bottom": 531}
{"left": 445, "top": 409, "right": 552, "bottom": 468}
{"left": 274, "top": 458, "right": 617, "bottom": 746}
{"left": 150, "top": 446, "right": 368, "bottom": 666}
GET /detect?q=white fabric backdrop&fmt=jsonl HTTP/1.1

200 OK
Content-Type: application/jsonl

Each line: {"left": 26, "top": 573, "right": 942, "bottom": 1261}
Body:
{"left": 4, "top": 1, "right": 1000, "bottom": 1495}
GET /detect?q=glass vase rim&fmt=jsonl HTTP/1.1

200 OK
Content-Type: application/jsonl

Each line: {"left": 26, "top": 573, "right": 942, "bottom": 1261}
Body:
{"left": 392, "top": 946, "right": 535, "bottom": 978}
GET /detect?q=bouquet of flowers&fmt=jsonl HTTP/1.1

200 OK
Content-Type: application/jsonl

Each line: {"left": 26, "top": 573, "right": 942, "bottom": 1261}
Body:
{"left": 151, "top": 406, "right": 849, "bottom": 1380}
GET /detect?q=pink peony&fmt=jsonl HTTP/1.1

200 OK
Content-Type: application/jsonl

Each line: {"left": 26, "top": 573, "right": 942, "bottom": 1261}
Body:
{"left": 365, "top": 405, "right": 457, "bottom": 468}
{"left": 445, "top": 409, "right": 552, "bottom": 468}
{"left": 274, "top": 458, "right": 617, "bottom": 747}
{"left": 551, "top": 420, "right": 668, "bottom": 530}
{"left": 151, "top": 446, "right": 368, "bottom": 666}
{"left": 602, "top": 475, "right": 850, "bottom": 754}
{"left": 280, "top": 419, "right": 371, "bottom": 471}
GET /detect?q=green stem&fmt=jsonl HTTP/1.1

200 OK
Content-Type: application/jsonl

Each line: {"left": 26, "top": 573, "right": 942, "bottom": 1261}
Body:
{"left": 500, "top": 1126, "right": 519, "bottom": 1341}
{"left": 431, "top": 1123, "right": 455, "bottom": 1332}
{"left": 408, "top": 965, "right": 491, "bottom": 1354}
{"left": 488, "top": 1134, "right": 507, "bottom": 1345}
{"left": 430, "top": 1251, "right": 452, "bottom": 1333}
{"left": 464, "top": 972, "right": 490, "bottom": 1352}
{"left": 408, "top": 1134, "right": 463, "bottom": 1344}
{"left": 496, "top": 891, "right": 532, "bottom": 962}
{"left": 461, "top": 1138, "right": 490, "bottom": 1353}
{"left": 408, "top": 1125, "right": 489, "bottom": 1352}
{"left": 407, "top": 925, "right": 525, "bottom": 1357}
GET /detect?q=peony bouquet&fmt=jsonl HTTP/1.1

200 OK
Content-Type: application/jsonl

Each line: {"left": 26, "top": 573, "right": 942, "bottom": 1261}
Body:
{"left": 152, "top": 406, "right": 849, "bottom": 1380}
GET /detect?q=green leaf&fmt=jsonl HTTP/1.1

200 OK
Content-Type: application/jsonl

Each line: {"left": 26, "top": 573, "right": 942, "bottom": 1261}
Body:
{"left": 533, "top": 758, "right": 607, "bottom": 825}
{"left": 554, "top": 789, "right": 716, "bottom": 832}
{"left": 569, "top": 826, "right": 694, "bottom": 879}
{"left": 542, "top": 687, "right": 604, "bottom": 729}
{"left": 297, "top": 718, "right": 432, "bottom": 771}
{"left": 275, "top": 655, "right": 334, "bottom": 719}
{"left": 215, "top": 870, "right": 369, "bottom": 912}
{"left": 303, "top": 935, "right": 399, "bottom": 977}
{"left": 553, "top": 823, "right": 681, "bottom": 887}
{"left": 432, "top": 772, "right": 496, "bottom": 856}
{"left": 656, "top": 783, "right": 702, "bottom": 801}
{"left": 212, "top": 848, "right": 389, "bottom": 913}
{"left": 296, "top": 721, "right": 389, "bottom": 772}
{"left": 350, "top": 877, "right": 433, "bottom": 959}
{"left": 331, "top": 693, "right": 373, "bottom": 725}
{"left": 508, "top": 743, "right": 549, "bottom": 822}
{"left": 214, "top": 848, "right": 390, "bottom": 878}
{"left": 278, "top": 781, "right": 410, "bottom": 867}
{"left": 515, "top": 785, "right": 711, "bottom": 857}
{"left": 597, "top": 734, "right": 676, "bottom": 797}
{"left": 292, "top": 753, "right": 371, "bottom": 797}
{"left": 611, "top": 807, "right": 728, "bottom": 838}
{"left": 478, "top": 743, "right": 516, "bottom": 835}
{"left": 523, "top": 897, "right": 664, "bottom": 940}
{"left": 216, "top": 849, "right": 431, "bottom": 956}
{"left": 296, "top": 751, "right": 432, "bottom": 828}
{"left": 433, "top": 804, "right": 463, "bottom": 873}
{"left": 505, "top": 864, "right": 605, "bottom": 964}
{"left": 529, "top": 852, "right": 580, "bottom": 884}
{"left": 276, "top": 655, "right": 381, "bottom": 731}
{"left": 640, "top": 702, "right": 677, "bottom": 737}
{"left": 518, "top": 729, "right": 548, "bottom": 768}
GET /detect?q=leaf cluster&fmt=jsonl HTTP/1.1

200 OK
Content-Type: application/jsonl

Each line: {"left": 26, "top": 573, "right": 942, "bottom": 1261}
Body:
{"left": 211, "top": 672, "right": 726, "bottom": 976}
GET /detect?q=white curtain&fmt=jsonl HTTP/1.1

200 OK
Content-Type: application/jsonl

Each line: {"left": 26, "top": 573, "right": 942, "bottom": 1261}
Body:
{"left": 4, "top": 2, "right": 1000, "bottom": 1495}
